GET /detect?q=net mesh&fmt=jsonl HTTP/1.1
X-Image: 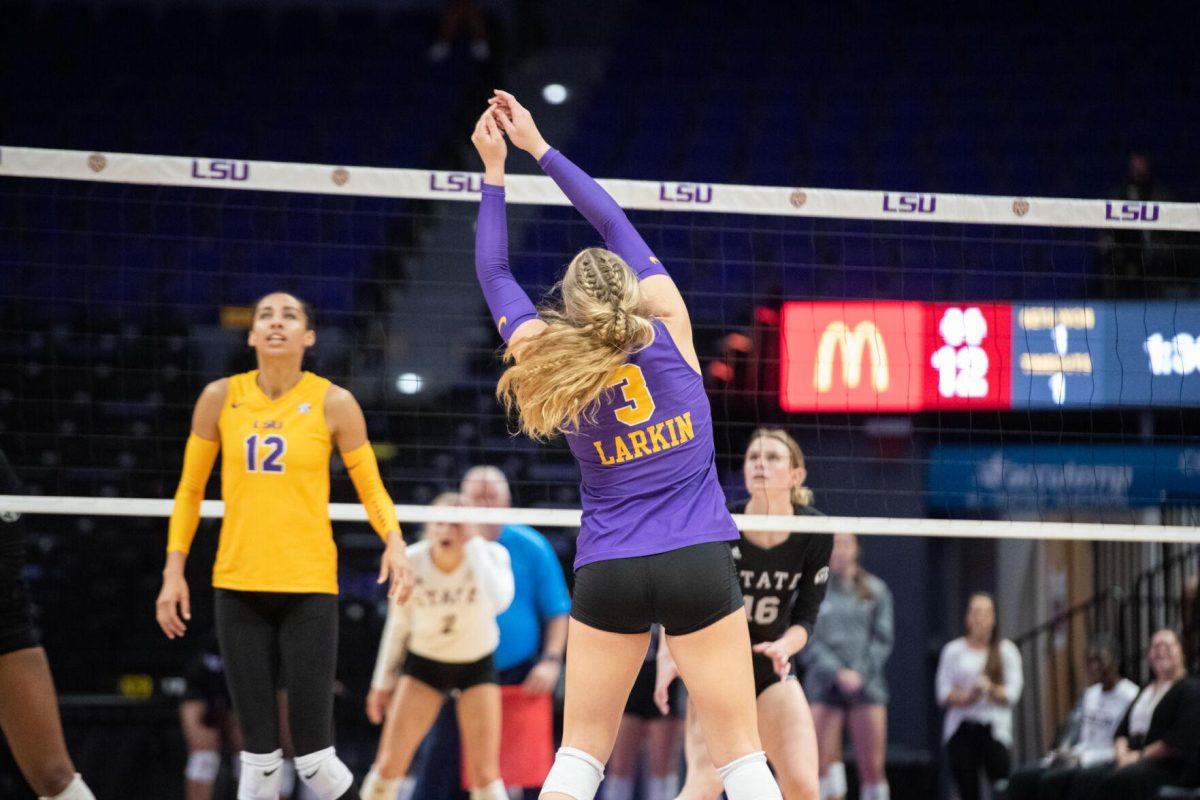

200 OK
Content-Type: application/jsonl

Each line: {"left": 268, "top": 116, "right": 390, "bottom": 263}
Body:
{"left": 2, "top": 152, "right": 1200, "bottom": 536}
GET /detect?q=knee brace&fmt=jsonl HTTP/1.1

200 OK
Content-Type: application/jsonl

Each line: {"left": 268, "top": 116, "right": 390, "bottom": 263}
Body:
{"left": 541, "top": 747, "right": 605, "bottom": 800}
{"left": 819, "top": 763, "right": 847, "bottom": 800}
{"left": 239, "top": 750, "right": 284, "bottom": 800}
{"left": 185, "top": 751, "right": 221, "bottom": 784}
{"left": 39, "top": 774, "right": 96, "bottom": 800}
{"left": 294, "top": 747, "right": 354, "bottom": 800}
{"left": 717, "top": 752, "right": 782, "bottom": 800}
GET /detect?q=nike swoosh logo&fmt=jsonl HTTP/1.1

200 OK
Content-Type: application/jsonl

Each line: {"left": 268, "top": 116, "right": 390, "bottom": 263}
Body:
{"left": 498, "top": 315, "right": 508, "bottom": 331}
{"left": 304, "top": 769, "right": 319, "bottom": 779}
{"left": 264, "top": 767, "right": 278, "bottom": 776}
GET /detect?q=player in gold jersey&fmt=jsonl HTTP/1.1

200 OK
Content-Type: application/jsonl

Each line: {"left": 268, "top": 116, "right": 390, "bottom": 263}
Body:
{"left": 155, "top": 292, "right": 413, "bottom": 800}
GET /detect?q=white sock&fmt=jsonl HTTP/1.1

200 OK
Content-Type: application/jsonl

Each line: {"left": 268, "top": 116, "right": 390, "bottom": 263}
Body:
{"left": 470, "top": 779, "right": 509, "bottom": 800}
{"left": 819, "top": 763, "right": 847, "bottom": 800}
{"left": 860, "top": 782, "right": 890, "bottom": 800}
{"left": 362, "top": 767, "right": 401, "bottom": 800}
{"left": 717, "top": 752, "right": 782, "bottom": 800}
{"left": 295, "top": 747, "right": 354, "bottom": 800}
{"left": 647, "top": 774, "right": 679, "bottom": 800}
{"left": 397, "top": 775, "right": 417, "bottom": 800}
{"left": 604, "top": 775, "right": 635, "bottom": 800}
{"left": 39, "top": 774, "right": 96, "bottom": 800}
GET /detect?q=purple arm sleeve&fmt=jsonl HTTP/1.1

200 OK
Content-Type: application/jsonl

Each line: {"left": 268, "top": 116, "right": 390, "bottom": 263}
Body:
{"left": 476, "top": 184, "right": 539, "bottom": 343}
{"left": 538, "top": 148, "right": 668, "bottom": 279}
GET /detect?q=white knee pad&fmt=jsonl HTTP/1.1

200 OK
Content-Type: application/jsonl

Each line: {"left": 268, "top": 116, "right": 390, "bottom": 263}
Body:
{"left": 860, "top": 782, "right": 890, "bottom": 800}
{"left": 541, "top": 747, "right": 606, "bottom": 800}
{"left": 717, "top": 752, "right": 782, "bottom": 800}
{"left": 294, "top": 747, "right": 354, "bottom": 800}
{"left": 186, "top": 750, "right": 222, "bottom": 784}
{"left": 239, "top": 750, "right": 285, "bottom": 800}
{"left": 39, "top": 774, "right": 96, "bottom": 800}
{"left": 818, "top": 762, "right": 847, "bottom": 800}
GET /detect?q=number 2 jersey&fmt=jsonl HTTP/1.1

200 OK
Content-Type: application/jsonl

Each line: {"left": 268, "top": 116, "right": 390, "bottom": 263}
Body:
{"left": 565, "top": 319, "right": 739, "bottom": 569}
{"left": 215, "top": 370, "right": 337, "bottom": 594}
{"left": 371, "top": 538, "right": 514, "bottom": 689}
{"left": 728, "top": 500, "right": 833, "bottom": 644}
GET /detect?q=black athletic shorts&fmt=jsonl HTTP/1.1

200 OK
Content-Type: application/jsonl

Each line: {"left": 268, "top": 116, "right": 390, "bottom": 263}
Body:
{"left": 751, "top": 650, "right": 798, "bottom": 697}
{"left": 571, "top": 540, "right": 743, "bottom": 637}
{"left": 624, "top": 658, "right": 683, "bottom": 719}
{"left": 0, "top": 533, "right": 38, "bottom": 657}
{"left": 403, "top": 652, "right": 496, "bottom": 694}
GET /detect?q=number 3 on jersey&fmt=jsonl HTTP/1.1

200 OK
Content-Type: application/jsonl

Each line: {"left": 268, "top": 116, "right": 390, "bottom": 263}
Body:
{"left": 610, "top": 364, "right": 656, "bottom": 426}
{"left": 245, "top": 434, "right": 286, "bottom": 473}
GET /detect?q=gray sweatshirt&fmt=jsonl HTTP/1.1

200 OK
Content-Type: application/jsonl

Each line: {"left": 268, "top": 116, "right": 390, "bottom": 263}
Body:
{"left": 800, "top": 572, "right": 894, "bottom": 704}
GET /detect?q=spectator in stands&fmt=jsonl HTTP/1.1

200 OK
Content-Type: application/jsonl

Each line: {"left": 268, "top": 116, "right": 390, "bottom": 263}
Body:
{"left": 414, "top": 466, "right": 571, "bottom": 800}
{"left": 1098, "top": 151, "right": 1175, "bottom": 298}
{"left": 936, "top": 592, "right": 1024, "bottom": 800}
{"left": 1186, "top": 574, "right": 1199, "bottom": 674}
{"left": 1068, "top": 628, "right": 1200, "bottom": 800}
{"left": 428, "top": 0, "right": 491, "bottom": 62}
{"left": 1003, "top": 634, "right": 1138, "bottom": 800}
{"left": 802, "top": 532, "right": 894, "bottom": 800}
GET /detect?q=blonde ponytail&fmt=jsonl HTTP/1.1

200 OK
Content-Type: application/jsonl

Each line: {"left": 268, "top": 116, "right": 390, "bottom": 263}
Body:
{"left": 497, "top": 248, "right": 655, "bottom": 440}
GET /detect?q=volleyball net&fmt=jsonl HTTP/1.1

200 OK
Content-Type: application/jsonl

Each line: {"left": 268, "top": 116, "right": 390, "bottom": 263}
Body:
{"left": 3, "top": 145, "right": 1200, "bottom": 543}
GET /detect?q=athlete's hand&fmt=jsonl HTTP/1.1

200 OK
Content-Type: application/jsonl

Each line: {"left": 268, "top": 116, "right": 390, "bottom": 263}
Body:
{"left": 752, "top": 639, "right": 794, "bottom": 679}
{"left": 471, "top": 108, "right": 506, "bottom": 176}
{"left": 155, "top": 572, "right": 191, "bottom": 639}
{"left": 379, "top": 532, "right": 414, "bottom": 605}
{"left": 522, "top": 659, "right": 561, "bottom": 695}
{"left": 653, "top": 650, "right": 680, "bottom": 715}
{"left": 836, "top": 668, "right": 863, "bottom": 696}
{"left": 488, "top": 90, "right": 551, "bottom": 160}
{"left": 366, "top": 687, "right": 393, "bottom": 725}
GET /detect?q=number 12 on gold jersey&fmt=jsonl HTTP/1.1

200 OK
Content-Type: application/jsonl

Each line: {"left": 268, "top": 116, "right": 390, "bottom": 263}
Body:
{"left": 245, "top": 434, "right": 286, "bottom": 473}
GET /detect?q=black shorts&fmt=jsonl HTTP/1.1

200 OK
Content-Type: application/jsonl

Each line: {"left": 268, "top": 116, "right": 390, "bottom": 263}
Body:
{"left": 624, "top": 658, "right": 683, "bottom": 720}
{"left": 0, "top": 540, "right": 38, "bottom": 657}
{"left": 403, "top": 652, "right": 497, "bottom": 694}
{"left": 751, "top": 650, "right": 798, "bottom": 697}
{"left": 572, "top": 541, "right": 743, "bottom": 637}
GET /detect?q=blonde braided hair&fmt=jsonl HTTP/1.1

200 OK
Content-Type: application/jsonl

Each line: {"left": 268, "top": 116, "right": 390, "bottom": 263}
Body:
{"left": 497, "top": 248, "right": 656, "bottom": 440}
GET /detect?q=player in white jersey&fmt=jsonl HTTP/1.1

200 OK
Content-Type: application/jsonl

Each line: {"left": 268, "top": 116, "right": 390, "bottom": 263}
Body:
{"left": 361, "top": 493, "right": 515, "bottom": 800}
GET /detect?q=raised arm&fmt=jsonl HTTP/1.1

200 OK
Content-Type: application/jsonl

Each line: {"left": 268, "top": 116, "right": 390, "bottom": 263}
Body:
{"left": 471, "top": 107, "right": 545, "bottom": 351}
{"left": 489, "top": 91, "right": 696, "bottom": 362}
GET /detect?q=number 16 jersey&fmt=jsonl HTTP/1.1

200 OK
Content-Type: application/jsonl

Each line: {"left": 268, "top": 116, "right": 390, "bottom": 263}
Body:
{"left": 566, "top": 320, "right": 739, "bottom": 569}
{"left": 216, "top": 370, "right": 337, "bottom": 594}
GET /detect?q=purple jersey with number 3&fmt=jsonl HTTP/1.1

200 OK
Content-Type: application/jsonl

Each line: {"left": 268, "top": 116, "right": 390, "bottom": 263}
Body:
{"left": 566, "top": 320, "right": 739, "bottom": 568}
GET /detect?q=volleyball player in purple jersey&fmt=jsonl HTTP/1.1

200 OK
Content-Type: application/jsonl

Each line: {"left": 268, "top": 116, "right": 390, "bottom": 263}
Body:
{"left": 471, "top": 91, "right": 784, "bottom": 800}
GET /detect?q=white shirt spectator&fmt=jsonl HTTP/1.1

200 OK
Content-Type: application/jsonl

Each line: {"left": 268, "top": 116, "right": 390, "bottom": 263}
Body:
{"left": 1072, "top": 679, "right": 1140, "bottom": 766}
{"left": 371, "top": 537, "right": 514, "bottom": 690}
{"left": 936, "top": 637, "right": 1025, "bottom": 746}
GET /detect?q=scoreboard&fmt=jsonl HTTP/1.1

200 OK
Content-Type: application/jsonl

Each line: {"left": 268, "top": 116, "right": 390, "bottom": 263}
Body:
{"left": 779, "top": 301, "right": 1200, "bottom": 412}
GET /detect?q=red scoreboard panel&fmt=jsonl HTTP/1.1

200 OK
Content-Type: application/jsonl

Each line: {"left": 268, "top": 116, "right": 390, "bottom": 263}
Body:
{"left": 779, "top": 302, "right": 1012, "bottom": 413}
